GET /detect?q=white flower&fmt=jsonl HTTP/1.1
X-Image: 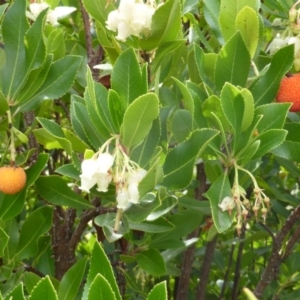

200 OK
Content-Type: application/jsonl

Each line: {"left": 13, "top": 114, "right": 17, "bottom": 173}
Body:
{"left": 116, "top": 188, "right": 130, "bottom": 209}
{"left": 27, "top": 2, "right": 76, "bottom": 26}
{"left": 266, "top": 34, "right": 287, "bottom": 55}
{"left": 127, "top": 168, "right": 147, "bottom": 204}
{"left": 80, "top": 158, "right": 99, "bottom": 179}
{"left": 97, "top": 153, "right": 115, "bottom": 173}
{"left": 79, "top": 175, "right": 98, "bottom": 193}
{"left": 105, "top": 0, "right": 155, "bottom": 41}
{"left": 219, "top": 196, "right": 235, "bottom": 212}
{"left": 128, "top": 183, "right": 139, "bottom": 203}
{"left": 96, "top": 173, "right": 112, "bottom": 192}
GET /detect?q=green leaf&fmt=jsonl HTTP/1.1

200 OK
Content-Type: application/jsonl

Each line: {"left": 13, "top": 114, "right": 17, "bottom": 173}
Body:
{"left": 26, "top": 153, "right": 49, "bottom": 187}
{"left": 139, "top": 0, "right": 181, "bottom": 50}
{"left": 19, "top": 55, "right": 82, "bottom": 111}
{"left": 235, "top": 7, "right": 259, "bottom": 58}
{"left": 3, "top": 283, "right": 25, "bottom": 300}
{"left": 13, "top": 8, "right": 47, "bottom": 99}
{"left": 250, "top": 45, "right": 294, "bottom": 106}
{"left": 151, "top": 210, "right": 203, "bottom": 246}
{"left": 71, "top": 101, "right": 104, "bottom": 149}
{"left": 171, "top": 110, "right": 193, "bottom": 143}
{"left": 206, "top": 174, "right": 232, "bottom": 233}
{"left": 252, "top": 129, "right": 287, "bottom": 159}
{"left": 82, "top": 242, "right": 121, "bottom": 300}
{"left": 58, "top": 257, "right": 88, "bottom": 300}
{"left": 84, "top": 68, "right": 114, "bottom": 137}
{"left": 55, "top": 164, "right": 80, "bottom": 180}
{"left": 178, "top": 197, "right": 211, "bottom": 214}
{"left": 121, "top": 93, "right": 159, "bottom": 150}
{"left": 125, "top": 193, "right": 161, "bottom": 223}
{"left": 136, "top": 249, "right": 166, "bottom": 276}
{"left": 147, "top": 281, "right": 168, "bottom": 300}
{"left": 35, "top": 176, "right": 93, "bottom": 210}
{"left": 0, "top": 91, "right": 9, "bottom": 116}
{"left": 0, "top": 189, "right": 26, "bottom": 221}
{"left": 111, "top": 48, "right": 147, "bottom": 106}
{"left": 271, "top": 140, "right": 300, "bottom": 162}
{"left": 129, "top": 218, "right": 174, "bottom": 233}
{"left": 16, "top": 206, "right": 53, "bottom": 260}
{"left": 87, "top": 274, "right": 117, "bottom": 300}
{"left": 1, "top": 0, "right": 29, "bottom": 99}
{"left": 163, "top": 129, "right": 218, "bottom": 190}
{"left": 82, "top": 0, "right": 114, "bottom": 25}
{"left": 28, "top": 276, "right": 58, "bottom": 300}
{"left": 37, "top": 118, "right": 72, "bottom": 154}
{"left": 255, "top": 103, "right": 290, "bottom": 133}
{"left": 131, "top": 118, "right": 161, "bottom": 168}
{"left": 240, "top": 88, "right": 255, "bottom": 131}
{"left": 147, "top": 196, "right": 178, "bottom": 221}
{"left": 215, "top": 31, "right": 251, "bottom": 92}
{"left": 240, "top": 140, "right": 260, "bottom": 165}
{"left": 108, "top": 89, "right": 125, "bottom": 131}
{"left": 0, "top": 228, "right": 9, "bottom": 258}
{"left": 219, "top": 0, "right": 260, "bottom": 41}
{"left": 24, "top": 272, "right": 41, "bottom": 295}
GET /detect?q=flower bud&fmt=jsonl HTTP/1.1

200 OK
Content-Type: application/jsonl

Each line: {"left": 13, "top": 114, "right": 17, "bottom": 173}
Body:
{"left": 290, "top": 8, "right": 297, "bottom": 23}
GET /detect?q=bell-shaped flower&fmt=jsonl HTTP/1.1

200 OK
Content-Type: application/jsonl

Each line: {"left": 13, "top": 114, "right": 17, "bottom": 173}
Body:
{"left": 128, "top": 168, "right": 147, "bottom": 184}
{"left": 106, "top": 10, "right": 119, "bottom": 32}
{"left": 116, "top": 187, "right": 130, "bottom": 210}
{"left": 96, "top": 173, "right": 112, "bottom": 192}
{"left": 79, "top": 175, "right": 98, "bottom": 193}
{"left": 96, "top": 152, "right": 115, "bottom": 173}
{"left": 80, "top": 158, "right": 99, "bottom": 179}
{"left": 218, "top": 196, "right": 235, "bottom": 212}
{"left": 128, "top": 183, "right": 139, "bottom": 204}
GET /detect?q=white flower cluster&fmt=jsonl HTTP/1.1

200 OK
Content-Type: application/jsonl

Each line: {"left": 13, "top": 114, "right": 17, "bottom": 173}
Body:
{"left": 79, "top": 137, "right": 147, "bottom": 210}
{"left": 106, "top": 0, "right": 155, "bottom": 42}
{"left": 27, "top": 1, "right": 76, "bottom": 26}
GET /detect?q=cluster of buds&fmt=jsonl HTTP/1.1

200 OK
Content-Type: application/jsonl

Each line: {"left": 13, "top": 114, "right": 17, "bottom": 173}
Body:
{"left": 266, "top": 1, "right": 300, "bottom": 70}
{"left": 106, "top": 0, "right": 156, "bottom": 42}
{"left": 79, "top": 136, "right": 147, "bottom": 211}
{"left": 27, "top": 1, "right": 76, "bottom": 26}
{"left": 218, "top": 164, "right": 271, "bottom": 235}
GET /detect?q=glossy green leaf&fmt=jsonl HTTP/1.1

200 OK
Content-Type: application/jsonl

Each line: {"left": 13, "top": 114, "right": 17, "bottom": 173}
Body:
{"left": 16, "top": 206, "right": 53, "bottom": 260}
{"left": 121, "top": 93, "right": 159, "bottom": 150}
{"left": 151, "top": 210, "right": 203, "bottom": 246}
{"left": 163, "top": 129, "right": 218, "bottom": 190}
{"left": 20, "top": 55, "right": 82, "bottom": 111}
{"left": 272, "top": 140, "right": 300, "bottom": 162}
{"left": 28, "top": 276, "right": 58, "bottom": 300}
{"left": 3, "top": 283, "right": 25, "bottom": 300}
{"left": 58, "top": 257, "right": 88, "bottom": 300}
{"left": 147, "top": 281, "right": 168, "bottom": 300}
{"left": 240, "top": 88, "right": 255, "bottom": 131}
{"left": 71, "top": 101, "right": 104, "bottom": 149}
{"left": 171, "top": 109, "right": 193, "bottom": 142}
{"left": 146, "top": 196, "right": 178, "bottom": 221}
{"left": 0, "top": 91, "right": 8, "bottom": 116}
{"left": 252, "top": 129, "right": 287, "bottom": 159}
{"left": 37, "top": 118, "right": 72, "bottom": 155}
{"left": 235, "top": 7, "right": 259, "bottom": 58}
{"left": 108, "top": 89, "right": 125, "bottom": 131}
{"left": 219, "top": 0, "right": 260, "bottom": 41}
{"left": 26, "top": 153, "right": 49, "bottom": 186}
{"left": 130, "top": 118, "right": 161, "bottom": 168}
{"left": 85, "top": 68, "right": 114, "bottom": 136}
{"left": 13, "top": 8, "right": 47, "bottom": 99}
{"left": 55, "top": 164, "right": 80, "bottom": 180}
{"left": 125, "top": 193, "right": 161, "bottom": 223}
{"left": 0, "top": 228, "right": 9, "bottom": 257}
{"left": 24, "top": 272, "right": 41, "bottom": 295}
{"left": 36, "top": 176, "right": 93, "bottom": 210}
{"left": 111, "top": 48, "right": 147, "bottom": 106}
{"left": 240, "top": 140, "right": 260, "bottom": 165}
{"left": 1, "top": 0, "right": 29, "bottom": 99}
{"left": 139, "top": 0, "right": 181, "bottom": 50}
{"left": 250, "top": 45, "right": 294, "bottom": 106}
{"left": 206, "top": 174, "right": 232, "bottom": 233}
{"left": 129, "top": 218, "right": 174, "bottom": 233}
{"left": 136, "top": 249, "right": 166, "bottom": 276}
{"left": 178, "top": 197, "right": 211, "bottom": 214}
{"left": 255, "top": 103, "right": 290, "bottom": 133}
{"left": 0, "top": 189, "right": 26, "bottom": 221}
{"left": 215, "top": 32, "right": 251, "bottom": 92}
{"left": 82, "top": 242, "right": 121, "bottom": 300}
{"left": 87, "top": 274, "right": 116, "bottom": 300}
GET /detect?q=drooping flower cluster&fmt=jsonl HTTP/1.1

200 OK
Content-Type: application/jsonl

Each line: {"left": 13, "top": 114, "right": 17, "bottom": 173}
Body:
{"left": 79, "top": 136, "right": 147, "bottom": 210}
{"left": 219, "top": 164, "right": 270, "bottom": 235}
{"left": 106, "top": 0, "right": 156, "bottom": 42}
{"left": 27, "top": 1, "right": 76, "bottom": 26}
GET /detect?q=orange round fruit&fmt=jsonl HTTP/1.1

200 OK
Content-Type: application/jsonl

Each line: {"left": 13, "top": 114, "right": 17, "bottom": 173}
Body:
{"left": 276, "top": 74, "right": 300, "bottom": 112}
{"left": 0, "top": 166, "right": 27, "bottom": 195}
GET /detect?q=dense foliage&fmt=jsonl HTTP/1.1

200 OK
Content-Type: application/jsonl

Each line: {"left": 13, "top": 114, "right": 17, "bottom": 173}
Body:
{"left": 1, "top": 0, "right": 300, "bottom": 299}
